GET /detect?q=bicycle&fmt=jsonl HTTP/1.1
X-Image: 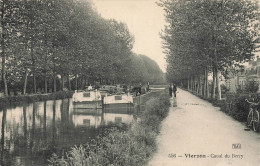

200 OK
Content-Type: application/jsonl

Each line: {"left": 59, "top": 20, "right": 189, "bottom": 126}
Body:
{"left": 245, "top": 99, "right": 260, "bottom": 132}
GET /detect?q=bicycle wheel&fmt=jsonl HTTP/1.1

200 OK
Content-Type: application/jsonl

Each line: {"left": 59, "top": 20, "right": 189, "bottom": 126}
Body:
{"left": 252, "top": 111, "right": 259, "bottom": 132}
{"left": 247, "top": 109, "right": 253, "bottom": 127}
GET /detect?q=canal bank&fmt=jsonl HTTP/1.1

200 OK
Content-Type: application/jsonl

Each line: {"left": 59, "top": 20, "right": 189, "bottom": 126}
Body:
{"left": 0, "top": 85, "right": 166, "bottom": 108}
{"left": 0, "top": 91, "right": 74, "bottom": 107}
{"left": 48, "top": 88, "right": 170, "bottom": 166}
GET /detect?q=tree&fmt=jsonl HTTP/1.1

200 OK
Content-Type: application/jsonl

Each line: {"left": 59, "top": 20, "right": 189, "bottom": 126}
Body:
{"left": 159, "top": 0, "right": 260, "bottom": 99}
{"left": 0, "top": 0, "right": 165, "bottom": 94}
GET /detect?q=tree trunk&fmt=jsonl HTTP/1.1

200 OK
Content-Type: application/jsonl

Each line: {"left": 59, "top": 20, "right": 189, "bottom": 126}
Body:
{"left": 53, "top": 72, "right": 56, "bottom": 93}
{"left": 212, "top": 31, "right": 218, "bottom": 99}
{"left": 33, "top": 73, "right": 37, "bottom": 93}
{"left": 195, "top": 77, "right": 197, "bottom": 93}
{"left": 190, "top": 78, "right": 192, "bottom": 91}
{"left": 191, "top": 77, "right": 193, "bottom": 91}
{"left": 1, "top": 0, "right": 8, "bottom": 96}
{"left": 203, "top": 69, "right": 206, "bottom": 97}
{"left": 199, "top": 75, "right": 203, "bottom": 95}
{"left": 44, "top": 28, "right": 48, "bottom": 94}
{"left": 192, "top": 77, "right": 195, "bottom": 92}
{"left": 197, "top": 75, "right": 200, "bottom": 94}
{"left": 196, "top": 79, "right": 198, "bottom": 93}
{"left": 61, "top": 72, "right": 64, "bottom": 91}
{"left": 216, "top": 69, "right": 221, "bottom": 100}
{"left": 75, "top": 74, "right": 78, "bottom": 90}
{"left": 1, "top": 50, "right": 8, "bottom": 96}
{"left": 212, "top": 66, "right": 216, "bottom": 99}
{"left": 29, "top": 22, "right": 36, "bottom": 93}
{"left": 204, "top": 67, "right": 209, "bottom": 98}
{"left": 31, "top": 48, "right": 36, "bottom": 94}
{"left": 195, "top": 77, "right": 197, "bottom": 92}
{"left": 193, "top": 77, "right": 196, "bottom": 92}
{"left": 52, "top": 38, "right": 56, "bottom": 93}
{"left": 206, "top": 67, "right": 209, "bottom": 98}
{"left": 79, "top": 76, "right": 83, "bottom": 89}
{"left": 198, "top": 75, "right": 201, "bottom": 95}
{"left": 188, "top": 78, "right": 190, "bottom": 90}
{"left": 23, "top": 69, "right": 28, "bottom": 94}
{"left": 68, "top": 74, "right": 71, "bottom": 91}
{"left": 44, "top": 72, "right": 47, "bottom": 93}
{"left": 192, "top": 76, "right": 195, "bottom": 92}
{"left": 190, "top": 77, "right": 193, "bottom": 91}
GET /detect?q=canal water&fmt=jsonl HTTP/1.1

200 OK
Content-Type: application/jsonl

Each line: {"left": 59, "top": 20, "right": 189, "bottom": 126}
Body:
{"left": 0, "top": 99, "right": 137, "bottom": 166}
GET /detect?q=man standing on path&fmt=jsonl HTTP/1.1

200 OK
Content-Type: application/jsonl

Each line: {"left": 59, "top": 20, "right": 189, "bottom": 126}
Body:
{"left": 169, "top": 84, "right": 173, "bottom": 97}
{"left": 173, "top": 84, "right": 177, "bottom": 97}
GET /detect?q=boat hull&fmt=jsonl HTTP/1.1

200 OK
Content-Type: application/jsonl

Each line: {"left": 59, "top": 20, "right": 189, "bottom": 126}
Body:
{"left": 103, "top": 94, "right": 133, "bottom": 105}
{"left": 103, "top": 103, "right": 134, "bottom": 111}
{"left": 72, "top": 90, "right": 102, "bottom": 102}
{"left": 73, "top": 101, "right": 102, "bottom": 109}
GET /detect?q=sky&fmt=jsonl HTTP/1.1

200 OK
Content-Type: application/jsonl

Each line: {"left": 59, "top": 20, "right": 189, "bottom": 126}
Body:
{"left": 91, "top": 0, "right": 167, "bottom": 72}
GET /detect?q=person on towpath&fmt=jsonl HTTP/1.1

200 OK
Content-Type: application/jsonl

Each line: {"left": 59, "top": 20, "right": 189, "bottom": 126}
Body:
{"left": 173, "top": 84, "right": 177, "bottom": 97}
{"left": 169, "top": 84, "right": 173, "bottom": 97}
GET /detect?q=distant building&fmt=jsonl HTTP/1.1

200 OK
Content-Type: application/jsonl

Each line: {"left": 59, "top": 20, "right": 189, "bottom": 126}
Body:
{"left": 225, "top": 69, "right": 246, "bottom": 92}
{"left": 225, "top": 36, "right": 260, "bottom": 93}
{"left": 226, "top": 58, "right": 260, "bottom": 93}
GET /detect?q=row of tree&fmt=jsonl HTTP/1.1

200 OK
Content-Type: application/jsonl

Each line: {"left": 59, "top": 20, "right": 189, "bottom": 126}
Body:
{"left": 0, "top": 0, "right": 164, "bottom": 96}
{"left": 159, "top": 0, "right": 260, "bottom": 99}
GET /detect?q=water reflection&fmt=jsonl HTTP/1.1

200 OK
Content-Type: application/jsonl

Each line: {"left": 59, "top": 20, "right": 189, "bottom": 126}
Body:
{"left": 0, "top": 99, "right": 136, "bottom": 166}
{"left": 72, "top": 109, "right": 103, "bottom": 128}
{"left": 1, "top": 107, "right": 6, "bottom": 166}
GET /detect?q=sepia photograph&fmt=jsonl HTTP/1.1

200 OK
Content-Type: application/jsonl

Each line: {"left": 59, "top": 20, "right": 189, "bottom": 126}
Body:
{"left": 0, "top": 0, "right": 259, "bottom": 165}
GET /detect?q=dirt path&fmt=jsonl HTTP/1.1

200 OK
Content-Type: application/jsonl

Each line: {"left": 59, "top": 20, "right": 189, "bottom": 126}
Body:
{"left": 148, "top": 89, "right": 260, "bottom": 166}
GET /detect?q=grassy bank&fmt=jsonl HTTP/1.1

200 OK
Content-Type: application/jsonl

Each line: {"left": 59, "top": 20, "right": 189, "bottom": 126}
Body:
{"left": 0, "top": 91, "right": 74, "bottom": 107}
{"left": 48, "top": 90, "right": 170, "bottom": 166}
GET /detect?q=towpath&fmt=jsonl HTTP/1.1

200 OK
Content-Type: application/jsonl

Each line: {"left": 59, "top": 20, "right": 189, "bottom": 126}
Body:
{"left": 148, "top": 89, "right": 260, "bottom": 166}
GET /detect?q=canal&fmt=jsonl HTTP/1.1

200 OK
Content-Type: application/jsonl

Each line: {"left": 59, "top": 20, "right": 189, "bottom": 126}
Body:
{"left": 0, "top": 99, "right": 137, "bottom": 166}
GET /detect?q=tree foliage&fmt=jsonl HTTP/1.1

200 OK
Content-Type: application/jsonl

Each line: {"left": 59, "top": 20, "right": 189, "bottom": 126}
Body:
{"left": 0, "top": 0, "right": 164, "bottom": 95}
{"left": 159, "top": 0, "right": 259, "bottom": 99}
